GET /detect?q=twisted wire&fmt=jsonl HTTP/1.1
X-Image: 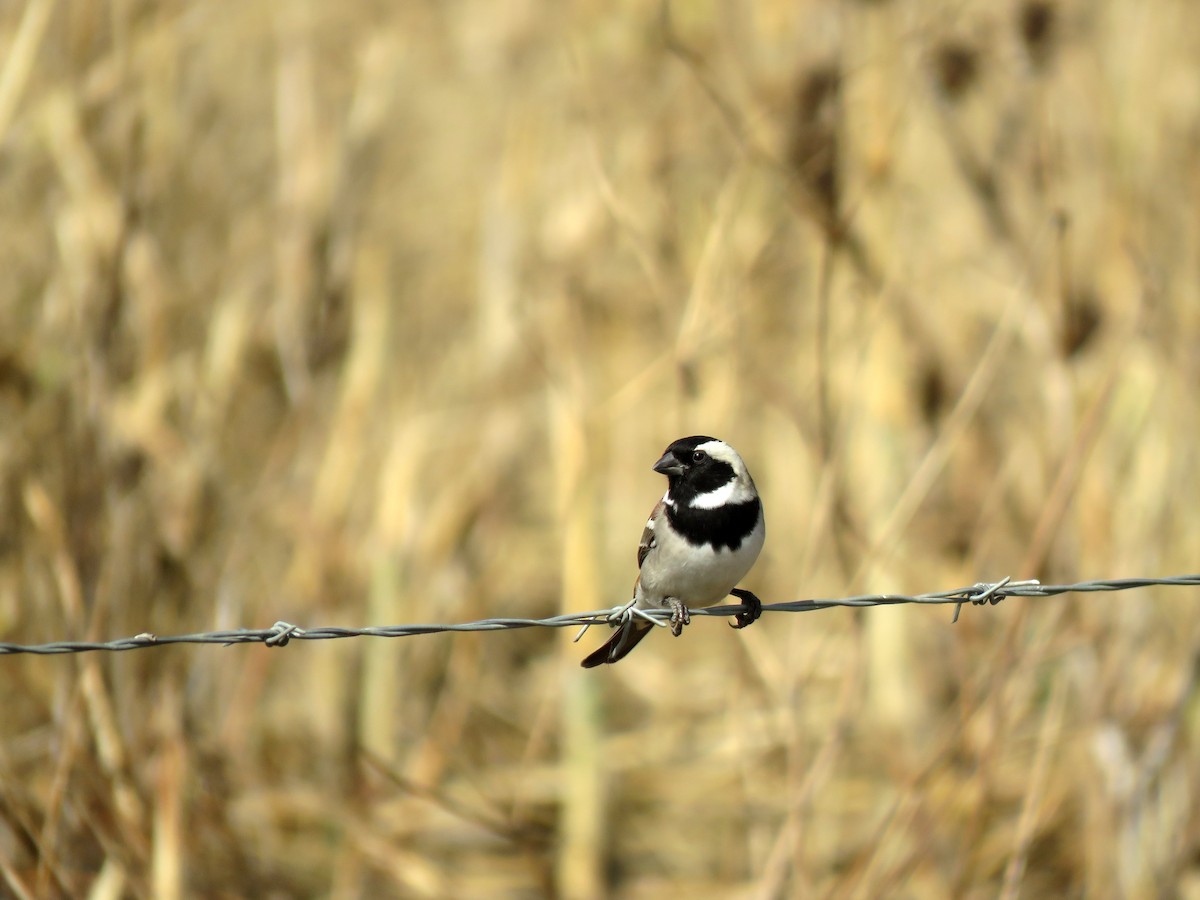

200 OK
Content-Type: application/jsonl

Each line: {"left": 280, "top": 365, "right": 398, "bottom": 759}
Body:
{"left": 1, "top": 574, "right": 1197, "bottom": 655}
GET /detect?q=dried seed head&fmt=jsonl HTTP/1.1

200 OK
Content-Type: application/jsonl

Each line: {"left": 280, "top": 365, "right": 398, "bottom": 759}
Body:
{"left": 787, "top": 65, "right": 842, "bottom": 224}
{"left": 1061, "top": 288, "right": 1102, "bottom": 358}
{"left": 1018, "top": 1, "right": 1058, "bottom": 71}
{"left": 931, "top": 40, "right": 980, "bottom": 102}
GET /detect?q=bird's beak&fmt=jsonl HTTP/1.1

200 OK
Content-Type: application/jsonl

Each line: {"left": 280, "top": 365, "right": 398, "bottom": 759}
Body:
{"left": 652, "top": 451, "right": 684, "bottom": 476}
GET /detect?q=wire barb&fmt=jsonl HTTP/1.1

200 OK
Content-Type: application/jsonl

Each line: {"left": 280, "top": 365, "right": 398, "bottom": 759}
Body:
{"left": 265, "top": 621, "right": 307, "bottom": 647}
{"left": 1, "top": 574, "right": 1197, "bottom": 656}
{"left": 949, "top": 576, "right": 1037, "bottom": 623}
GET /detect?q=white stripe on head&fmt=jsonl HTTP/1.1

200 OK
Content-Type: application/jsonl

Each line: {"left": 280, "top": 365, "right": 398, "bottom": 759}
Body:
{"left": 687, "top": 440, "right": 756, "bottom": 509}
{"left": 696, "top": 439, "right": 747, "bottom": 474}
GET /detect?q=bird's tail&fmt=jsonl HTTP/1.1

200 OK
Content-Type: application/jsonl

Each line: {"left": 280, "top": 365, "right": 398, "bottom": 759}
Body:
{"left": 580, "top": 619, "right": 653, "bottom": 667}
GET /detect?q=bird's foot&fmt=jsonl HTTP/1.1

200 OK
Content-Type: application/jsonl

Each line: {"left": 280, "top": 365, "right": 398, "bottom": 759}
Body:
{"left": 728, "top": 588, "right": 763, "bottom": 629}
{"left": 667, "top": 598, "right": 691, "bottom": 637}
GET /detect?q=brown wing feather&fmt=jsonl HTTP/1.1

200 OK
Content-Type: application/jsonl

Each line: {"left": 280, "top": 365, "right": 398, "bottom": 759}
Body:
{"left": 581, "top": 500, "right": 666, "bottom": 668}
{"left": 637, "top": 499, "right": 664, "bottom": 569}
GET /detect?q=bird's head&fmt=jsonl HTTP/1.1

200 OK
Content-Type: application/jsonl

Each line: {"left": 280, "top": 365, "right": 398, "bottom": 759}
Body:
{"left": 652, "top": 436, "right": 756, "bottom": 509}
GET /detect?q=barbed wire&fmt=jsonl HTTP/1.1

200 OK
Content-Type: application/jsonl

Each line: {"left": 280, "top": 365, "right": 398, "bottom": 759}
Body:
{"left": 1, "top": 574, "right": 1197, "bottom": 656}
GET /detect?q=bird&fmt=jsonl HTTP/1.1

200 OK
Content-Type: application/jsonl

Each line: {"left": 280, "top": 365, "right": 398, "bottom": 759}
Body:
{"left": 580, "top": 435, "right": 766, "bottom": 667}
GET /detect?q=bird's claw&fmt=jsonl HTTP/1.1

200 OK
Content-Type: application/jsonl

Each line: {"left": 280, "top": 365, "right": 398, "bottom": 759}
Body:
{"left": 728, "top": 588, "right": 763, "bottom": 629}
{"left": 667, "top": 598, "right": 690, "bottom": 636}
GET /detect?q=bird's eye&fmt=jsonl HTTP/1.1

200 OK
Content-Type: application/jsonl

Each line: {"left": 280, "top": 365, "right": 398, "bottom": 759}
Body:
{"left": 691, "top": 450, "right": 707, "bottom": 463}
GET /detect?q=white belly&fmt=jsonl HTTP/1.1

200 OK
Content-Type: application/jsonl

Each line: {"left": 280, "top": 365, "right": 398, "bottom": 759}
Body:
{"left": 634, "top": 514, "right": 764, "bottom": 610}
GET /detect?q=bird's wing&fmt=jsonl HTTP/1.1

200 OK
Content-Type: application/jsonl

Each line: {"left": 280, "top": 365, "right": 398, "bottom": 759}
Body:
{"left": 637, "top": 499, "right": 664, "bottom": 570}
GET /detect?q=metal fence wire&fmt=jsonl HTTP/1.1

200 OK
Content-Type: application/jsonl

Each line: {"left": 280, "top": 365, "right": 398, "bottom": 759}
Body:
{"left": 1, "top": 574, "right": 1197, "bottom": 656}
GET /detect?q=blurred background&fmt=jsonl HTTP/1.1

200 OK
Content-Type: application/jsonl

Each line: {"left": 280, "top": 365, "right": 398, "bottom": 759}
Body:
{"left": 2, "top": 0, "right": 1199, "bottom": 897}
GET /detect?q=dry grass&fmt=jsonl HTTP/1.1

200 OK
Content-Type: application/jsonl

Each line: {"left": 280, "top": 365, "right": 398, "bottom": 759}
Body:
{"left": 2, "top": 0, "right": 1200, "bottom": 897}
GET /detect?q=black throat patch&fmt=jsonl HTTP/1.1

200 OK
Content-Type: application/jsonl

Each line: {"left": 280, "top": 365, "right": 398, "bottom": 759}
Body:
{"left": 665, "top": 496, "right": 761, "bottom": 552}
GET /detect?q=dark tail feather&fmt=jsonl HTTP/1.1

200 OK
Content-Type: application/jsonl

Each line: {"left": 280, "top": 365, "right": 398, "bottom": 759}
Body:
{"left": 580, "top": 620, "right": 653, "bottom": 667}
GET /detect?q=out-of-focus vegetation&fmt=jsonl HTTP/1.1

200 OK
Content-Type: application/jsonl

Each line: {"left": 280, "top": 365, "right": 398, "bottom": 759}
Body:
{"left": 2, "top": 1, "right": 1199, "bottom": 896}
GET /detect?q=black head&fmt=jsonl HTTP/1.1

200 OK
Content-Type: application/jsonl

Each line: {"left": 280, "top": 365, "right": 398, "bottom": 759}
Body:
{"left": 652, "top": 435, "right": 737, "bottom": 495}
